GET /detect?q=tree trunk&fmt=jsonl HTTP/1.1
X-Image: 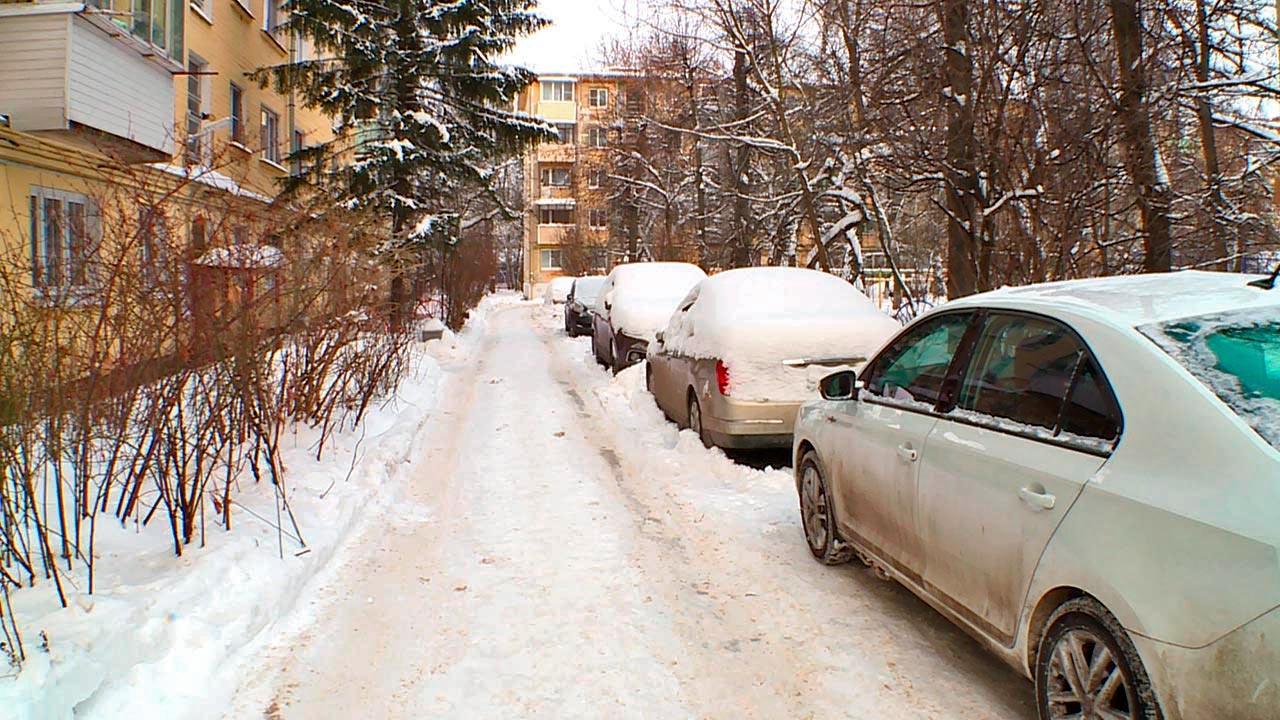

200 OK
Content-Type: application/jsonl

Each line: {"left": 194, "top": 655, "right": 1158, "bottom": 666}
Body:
{"left": 942, "top": 0, "right": 982, "bottom": 298}
{"left": 1195, "top": 0, "right": 1230, "bottom": 270}
{"left": 730, "top": 48, "right": 753, "bottom": 267}
{"left": 1109, "top": 0, "right": 1173, "bottom": 273}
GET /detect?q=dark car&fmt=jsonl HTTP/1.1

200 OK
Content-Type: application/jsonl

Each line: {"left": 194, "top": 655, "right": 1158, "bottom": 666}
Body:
{"left": 564, "top": 276, "right": 607, "bottom": 336}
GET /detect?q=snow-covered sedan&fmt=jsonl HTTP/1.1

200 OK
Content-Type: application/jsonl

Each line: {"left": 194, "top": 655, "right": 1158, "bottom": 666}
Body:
{"left": 591, "top": 262, "right": 707, "bottom": 372}
{"left": 647, "top": 267, "right": 900, "bottom": 449}
{"left": 793, "top": 270, "right": 1280, "bottom": 720}
{"left": 544, "top": 275, "right": 575, "bottom": 304}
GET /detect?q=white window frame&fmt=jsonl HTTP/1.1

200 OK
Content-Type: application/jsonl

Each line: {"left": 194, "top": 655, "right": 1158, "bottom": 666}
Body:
{"left": 186, "top": 54, "right": 209, "bottom": 167}
{"left": 263, "top": 0, "right": 280, "bottom": 36}
{"left": 540, "top": 249, "right": 563, "bottom": 270}
{"left": 541, "top": 166, "right": 571, "bottom": 187}
{"left": 588, "top": 126, "right": 608, "bottom": 148}
{"left": 29, "top": 187, "right": 98, "bottom": 299}
{"left": 589, "top": 87, "right": 609, "bottom": 107}
{"left": 541, "top": 81, "right": 575, "bottom": 102}
{"left": 261, "top": 105, "right": 280, "bottom": 163}
{"left": 190, "top": 0, "right": 212, "bottom": 23}
{"left": 587, "top": 168, "right": 606, "bottom": 189}
{"left": 229, "top": 82, "right": 245, "bottom": 145}
{"left": 589, "top": 208, "right": 607, "bottom": 229}
{"left": 552, "top": 122, "right": 576, "bottom": 145}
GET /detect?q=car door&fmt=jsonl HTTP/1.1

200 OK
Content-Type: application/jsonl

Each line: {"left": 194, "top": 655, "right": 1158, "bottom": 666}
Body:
{"left": 592, "top": 277, "right": 614, "bottom": 359}
{"left": 917, "top": 312, "right": 1122, "bottom": 645}
{"left": 825, "top": 312, "right": 977, "bottom": 580}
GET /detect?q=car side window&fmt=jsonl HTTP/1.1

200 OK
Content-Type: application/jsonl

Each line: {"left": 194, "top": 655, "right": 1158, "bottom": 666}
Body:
{"left": 957, "top": 314, "right": 1119, "bottom": 442}
{"left": 862, "top": 313, "right": 973, "bottom": 409}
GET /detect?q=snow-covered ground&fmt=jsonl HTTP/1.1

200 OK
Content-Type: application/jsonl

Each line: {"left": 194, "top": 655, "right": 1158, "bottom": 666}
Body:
{"left": 6, "top": 295, "right": 1037, "bottom": 719}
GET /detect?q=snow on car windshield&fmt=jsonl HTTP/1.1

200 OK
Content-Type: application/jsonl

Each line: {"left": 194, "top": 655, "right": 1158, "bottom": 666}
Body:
{"left": 1140, "top": 307, "right": 1280, "bottom": 451}
{"left": 611, "top": 264, "right": 707, "bottom": 338}
{"left": 573, "top": 276, "right": 607, "bottom": 303}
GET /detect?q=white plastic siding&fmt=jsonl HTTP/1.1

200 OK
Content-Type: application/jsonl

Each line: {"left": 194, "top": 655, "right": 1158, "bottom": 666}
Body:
{"left": 0, "top": 13, "right": 70, "bottom": 130}
{"left": 67, "top": 15, "right": 175, "bottom": 154}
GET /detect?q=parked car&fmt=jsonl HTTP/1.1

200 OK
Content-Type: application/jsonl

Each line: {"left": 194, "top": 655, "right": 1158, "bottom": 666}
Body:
{"left": 565, "top": 275, "right": 607, "bottom": 336}
{"left": 647, "top": 267, "right": 900, "bottom": 449}
{"left": 544, "top": 276, "right": 575, "bottom": 304}
{"left": 793, "top": 270, "right": 1280, "bottom": 720}
{"left": 592, "top": 262, "right": 707, "bottom": 372}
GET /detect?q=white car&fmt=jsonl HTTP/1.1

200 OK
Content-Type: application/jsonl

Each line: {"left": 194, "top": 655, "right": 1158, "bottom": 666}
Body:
{"left": 793, "top": 270, "right": 1279, "bottom": 720}
{"left": 544, "top": 276, "right": 575, "bottom": 304}
{"left": 591, "top": 262, "right": 707, "bottom": 372}
{"left": 646, "top": 267, "right": 901, "bottom": 449}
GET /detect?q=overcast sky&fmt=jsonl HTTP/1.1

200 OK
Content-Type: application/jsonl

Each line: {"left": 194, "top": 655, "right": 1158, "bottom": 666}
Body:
{"left": 505, "top": 0, "right": 636, "bottom": 74}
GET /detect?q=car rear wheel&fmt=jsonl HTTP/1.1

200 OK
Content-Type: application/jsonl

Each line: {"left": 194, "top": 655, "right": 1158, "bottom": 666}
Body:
{"left": 1036, "top": 597, "right": 1162, "bottom": 720}
{"left": 687, "top": 394, "right": 712, "bottom": 448}
{"left": 797, "top": 451, "right": 852, "bottom": 565}
{"left": 610, "top": 339, "right": 625, "bottom": 374}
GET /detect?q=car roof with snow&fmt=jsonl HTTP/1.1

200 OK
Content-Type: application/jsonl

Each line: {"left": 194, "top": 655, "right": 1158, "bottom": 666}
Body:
{"left": 943, "top": 270, "right": 1280, "bottom": 327}
{"left": 610, "top": 262, "right": 706, "bottom": 283}
{"left": 694, "top": 266, "right": 888, "bottom": 320}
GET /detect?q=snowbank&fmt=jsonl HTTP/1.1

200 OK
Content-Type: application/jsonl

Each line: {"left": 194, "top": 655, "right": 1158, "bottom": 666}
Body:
{"left": 0, "top": 296, "right": 512, "bottom": 720}
{"left": 607, "top": 263, "right": 706, "bottom": 340}
{"left": 661, "top": 268, "right": 901, "bottom": 401}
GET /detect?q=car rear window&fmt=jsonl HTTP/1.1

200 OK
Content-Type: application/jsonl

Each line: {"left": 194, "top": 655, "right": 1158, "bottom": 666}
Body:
{"left": 1140, "top": 307, "right": 1280, "bottom": 451}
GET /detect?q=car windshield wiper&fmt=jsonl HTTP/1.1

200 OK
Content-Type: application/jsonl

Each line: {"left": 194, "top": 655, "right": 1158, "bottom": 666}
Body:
{"left": 1248, "top": 263, "right": 1280, "bottom": 290}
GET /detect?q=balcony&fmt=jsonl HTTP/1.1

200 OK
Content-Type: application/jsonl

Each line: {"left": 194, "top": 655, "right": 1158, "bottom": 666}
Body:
{"left": 0, "top": 2, "right": 182, "bottom": 162}
{"left": 537, "top": 225, "right": 574, "bottom": 245}
{"left": 537, "top": 143, "right": 578, "bottom": 164}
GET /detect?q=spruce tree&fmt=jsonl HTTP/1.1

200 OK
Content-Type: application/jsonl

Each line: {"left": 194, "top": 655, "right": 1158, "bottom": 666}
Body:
{"left": 255, "top": 0, "right": 553, "bottom": 323}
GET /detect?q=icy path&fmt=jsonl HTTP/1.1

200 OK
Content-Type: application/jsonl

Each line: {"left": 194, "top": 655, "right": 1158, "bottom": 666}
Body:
{"left": 227, "top": 303, "right": 1036, "bottom": 720}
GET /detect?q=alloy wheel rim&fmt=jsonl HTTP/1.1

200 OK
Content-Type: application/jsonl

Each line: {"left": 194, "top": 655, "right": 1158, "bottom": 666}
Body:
{"left": 1046, "top": 628, "right": 1134, "bottom": 720}
{"left": 800, "top": 465, "right": 829, "bottom": 552}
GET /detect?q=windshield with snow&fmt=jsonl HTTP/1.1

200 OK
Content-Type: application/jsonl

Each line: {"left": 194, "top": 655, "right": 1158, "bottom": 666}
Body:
{"left": 1140, "top": 308, "right": 1280, "bottom": 451}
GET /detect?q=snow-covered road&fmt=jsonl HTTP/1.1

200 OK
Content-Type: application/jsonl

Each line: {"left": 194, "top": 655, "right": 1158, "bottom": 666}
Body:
{"left": 227, "top": 301, "right": 1037, "bottom": 720}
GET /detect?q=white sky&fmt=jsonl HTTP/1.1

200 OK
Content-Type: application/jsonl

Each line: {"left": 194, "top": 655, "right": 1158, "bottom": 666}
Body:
{"left": 506, "top": 0, "right": 636, "bottom": 74}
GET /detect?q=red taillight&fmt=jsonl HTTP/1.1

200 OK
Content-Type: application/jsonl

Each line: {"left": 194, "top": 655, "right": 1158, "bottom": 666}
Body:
{"left": 716, "top": 360, "right": 730, "bottom": 396}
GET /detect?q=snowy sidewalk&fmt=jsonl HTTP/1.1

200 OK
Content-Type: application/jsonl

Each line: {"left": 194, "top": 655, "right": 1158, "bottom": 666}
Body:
{"left": 224, "top": 303, "right": 1037, "bottom": 720}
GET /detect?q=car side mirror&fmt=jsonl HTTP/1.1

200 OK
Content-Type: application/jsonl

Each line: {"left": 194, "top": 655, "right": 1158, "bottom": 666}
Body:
{"left": 819, "top": 371, "right": 862, "bottom": 401}
{"left": 603, "top": 290, "right": 614, "bottom": 311}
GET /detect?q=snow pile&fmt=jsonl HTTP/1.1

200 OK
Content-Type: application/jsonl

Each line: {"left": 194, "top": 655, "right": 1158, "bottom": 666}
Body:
{"left": 661, "top": 267, "right": 901, "bottom": 401}
{"left": 0, "top": 299, "right": 510, "bottom": 720}
{"left": 607, "top": 263, "right": 707, "bottom": 340}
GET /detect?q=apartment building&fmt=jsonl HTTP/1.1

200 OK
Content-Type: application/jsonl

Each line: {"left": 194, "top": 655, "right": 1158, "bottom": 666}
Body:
{"left": 0, "top": 0, "right": 331, "bottom": 302}
{"left": 516, "top": 73, "right": 634, "bottom": 292}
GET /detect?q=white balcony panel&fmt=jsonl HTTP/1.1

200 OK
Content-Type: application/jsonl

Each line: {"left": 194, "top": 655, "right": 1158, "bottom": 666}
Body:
{"left": 0, "top": 7, "right": 176, "bottom": 157}
{"left": 68, "top": 14, "right": 175, "bottom": 155}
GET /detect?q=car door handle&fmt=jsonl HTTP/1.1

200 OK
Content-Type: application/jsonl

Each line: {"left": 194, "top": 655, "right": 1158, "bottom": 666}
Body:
{"left": 1018, "top": 487, "right": 1057, "bottom": 511}
{"left": 824, "top": 413, "right": 838, "bottom": 424}
{"left": 896, "top": 444, "right": 918, "bottom": 463}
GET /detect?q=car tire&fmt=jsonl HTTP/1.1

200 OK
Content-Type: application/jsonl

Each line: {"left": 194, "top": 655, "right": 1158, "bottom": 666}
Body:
{"left": 687, "top": 394, "right": 713, "bottom": 449}
{"left": 593, "top": 332, "right": 607, "bottom": 366}
{"left": 1035, "top": 596, "right": 1162, "bottom": 720}
{"left": 796, "top": 451, "right": 852, "bottom": 566}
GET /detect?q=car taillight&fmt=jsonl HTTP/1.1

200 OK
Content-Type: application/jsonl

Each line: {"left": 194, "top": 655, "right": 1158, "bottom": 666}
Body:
{"left": 716, "top": 360, "right": 730, "bottom": 396}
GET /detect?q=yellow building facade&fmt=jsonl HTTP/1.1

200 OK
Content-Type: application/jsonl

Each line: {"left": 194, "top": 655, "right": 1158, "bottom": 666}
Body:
{"left": 516, "top": 73, "right": 630, "bottom": 292}
{"left": 0, "top": 0, "right": 332, "bottom": 298}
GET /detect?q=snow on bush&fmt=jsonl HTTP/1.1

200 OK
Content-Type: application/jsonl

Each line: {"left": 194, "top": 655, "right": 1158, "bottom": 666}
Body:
{"left": 606, "top": 263, "right": 707, "bottom": 340}
{"left": 661, "top": 267, "right": 901, "bottom": 401}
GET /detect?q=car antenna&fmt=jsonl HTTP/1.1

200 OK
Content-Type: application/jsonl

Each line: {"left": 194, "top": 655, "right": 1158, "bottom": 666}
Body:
{"left": 1248, "top": 263, "right": 1280, "bottom": 290}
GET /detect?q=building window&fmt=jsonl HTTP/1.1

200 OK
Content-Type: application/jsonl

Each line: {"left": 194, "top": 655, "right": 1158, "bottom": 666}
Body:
{"left": 29, "top": 188, "right": 96, "bottom": 294}
{"left": 138, "top": 207, "right": 169, "bottom": 289}
{"left": 261, "top": 106, "right": 280, "bottom": 163}
{"left": 540, "top": 249, "right": 563, "bottom": 270}
{"left": 589, "top": 87, "right": 609, "bottom": 107}
{"left": 190, "top": 216, "right": 207, "bottom": 253}
{"left": 552, "top": 122, "right": 576, "bottom": 144}
{"left": 186, "top": 55, "right": 207, "bottom": 166}
{"left": 587, "top": 168, "right": 606, "bottom": 189}
{"left": 230, "top": 83, "right": 245, "bottom": 144}
{"left": 538, "top": 207, "right": 574, "bottom": 225}
{"left": 291, "top": 129, "right": 305, "bottom": 175}
{"left": 541, "top": 81, "right": 575, "bottom": 102}
{"left": 588, "top": 126, "right": 608, "bottom": 148}
{"left": 589, "top": 208, "right": 607, "bottom": 228}
{"left": 263, "top": 0, "right": 281, "bottom": 35}
{"left": 191, "top": 0, "right": 208, "bottom": 19}
{"left": 120, "top": 0, "right": 183, "bottom": 61}
{"left": 541, "top": 166, "right": 571, "bottom": 187}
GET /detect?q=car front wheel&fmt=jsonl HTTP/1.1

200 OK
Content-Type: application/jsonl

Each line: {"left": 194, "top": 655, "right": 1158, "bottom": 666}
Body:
{"left": 797, "top": 451, "right": 851, "bottom": 565}
{"left": 687, "top": 394, "right": 712, "bottom": 449}
{"left": 1036, "top": 596, "right": 1162, "bottom": 720}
